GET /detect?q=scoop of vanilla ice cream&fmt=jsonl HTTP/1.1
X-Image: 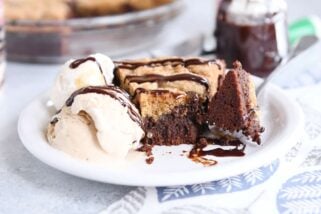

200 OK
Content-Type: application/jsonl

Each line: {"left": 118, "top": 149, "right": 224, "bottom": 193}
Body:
{"left": 50, "top": 53, "right": 115, "bottom": 110}
{"left": 47, "top": 86, "right": 144, "bottom": 160}
{"left": 47, "top": 108, "right": 114, "bottom": 165}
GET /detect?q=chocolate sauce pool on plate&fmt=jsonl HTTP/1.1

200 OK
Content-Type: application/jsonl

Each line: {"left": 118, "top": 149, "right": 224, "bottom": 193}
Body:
{"left": 189, "top": 138, "right": 246, "bottom": 166}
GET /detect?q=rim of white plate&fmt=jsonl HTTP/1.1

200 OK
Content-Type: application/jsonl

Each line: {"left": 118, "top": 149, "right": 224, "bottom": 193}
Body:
{"left": 17, "top": 78, "right": 304, "bottom": 186}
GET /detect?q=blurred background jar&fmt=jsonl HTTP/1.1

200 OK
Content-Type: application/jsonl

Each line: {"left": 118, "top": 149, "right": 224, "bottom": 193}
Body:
{"left": 0, "top": 0, "right": 5, "bottom": 87}
{"left": 215, "top": 0, "right": 288, "bottom": 77}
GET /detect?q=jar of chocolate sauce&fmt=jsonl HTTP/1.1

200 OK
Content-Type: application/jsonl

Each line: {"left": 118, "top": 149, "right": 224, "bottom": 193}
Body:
{"left": 215, "top": 0, "right": 289, "bottom": 77}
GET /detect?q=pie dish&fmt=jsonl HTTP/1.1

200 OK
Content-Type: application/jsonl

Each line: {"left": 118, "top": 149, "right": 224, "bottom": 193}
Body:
{"left": 5, "top": 0, "right": 183, "bottom": 63}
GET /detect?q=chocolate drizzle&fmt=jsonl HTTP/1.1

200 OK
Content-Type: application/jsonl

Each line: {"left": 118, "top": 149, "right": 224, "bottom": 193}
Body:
{"left": 125, "top": 73, "right": 209, "bottom": 90}
{"left": 50, "top": 117, "right": 59, "bottom": 125}
{"left": 65, "top": 86, "right": 142, "bottom": 127}
{"left": 69, "top": 56, "right": 107, "bottom": 85}
{"left": 70, "top": 57, "right": 96, "bottom": 69}
{"left": 113, "top": 58, "right": 221, "bottom": 101}
{"left": 115, "top": 58, "right": 221, "bottom": 70}
{"left": 189, "top": 137, "right": 245, "bottom": 166}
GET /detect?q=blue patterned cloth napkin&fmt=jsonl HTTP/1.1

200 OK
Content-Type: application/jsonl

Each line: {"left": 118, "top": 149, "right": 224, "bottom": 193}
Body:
{"left": 101, "top": 63, "right": 321, "bottom": 214}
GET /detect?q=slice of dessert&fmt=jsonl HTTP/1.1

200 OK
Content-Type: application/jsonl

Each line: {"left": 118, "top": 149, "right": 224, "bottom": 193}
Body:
{"left": 114, "top": 57, "right": 225, "bottom": 146}
{"left": 207, "top": 61, "right": 264, "bottom": 144}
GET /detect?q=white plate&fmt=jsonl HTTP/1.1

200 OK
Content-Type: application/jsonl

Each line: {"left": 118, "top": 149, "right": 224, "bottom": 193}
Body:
{"left": 18, "top": 79, "right": 304, "bottom": 187}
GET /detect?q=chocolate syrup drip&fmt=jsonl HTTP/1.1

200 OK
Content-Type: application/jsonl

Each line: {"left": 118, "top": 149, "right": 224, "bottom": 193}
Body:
{"left": 65, "top": 86, "right": 142, "bottom": 127}
{"left": 133, "top": 88, "right": 185, "bottom": 99}
{"left": 69, "top": 57, "right": 107, "bottom": 85}
{"left": 125, "top": 73, "right": 209, "bottom": 90}
{"left": 189, "top": 138, "right": 245, "bottom": 161}
{"left": 115, "top": 58, "right": 221, "bottom": 70}
{"left": 50, "top": 117, "right": 59, "bottom": 125}
{"left": 70, "top": 57, "right": 96, "bottom": 69}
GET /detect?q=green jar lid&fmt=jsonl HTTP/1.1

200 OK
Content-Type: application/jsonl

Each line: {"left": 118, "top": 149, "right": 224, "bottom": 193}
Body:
{"left": 289, "top": 15, "right": 321, "bottom": 46}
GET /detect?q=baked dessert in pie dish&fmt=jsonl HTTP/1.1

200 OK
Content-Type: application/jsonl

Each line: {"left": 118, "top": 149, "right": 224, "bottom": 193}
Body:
{"left": 5, "top": 0, "right": 183, "bottom": 63}
{"left": 5, "top": 0, "right": 174, "bottom": 20}
{"left": 46, "top": 54, "right": 264, "bottom": 166}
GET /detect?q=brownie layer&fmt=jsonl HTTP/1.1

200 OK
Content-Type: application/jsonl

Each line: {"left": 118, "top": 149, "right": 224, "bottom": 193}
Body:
{"left": 143, "top": 93, "right": 204, "bottom": 146}
{"left": 207, "top": 62, "right": 263, "bottom": 144}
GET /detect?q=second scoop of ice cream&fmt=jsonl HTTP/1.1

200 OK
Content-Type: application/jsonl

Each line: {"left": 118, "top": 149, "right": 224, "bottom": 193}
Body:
{"left": 50, "top": 53, "right": 115, "bottom": 110}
